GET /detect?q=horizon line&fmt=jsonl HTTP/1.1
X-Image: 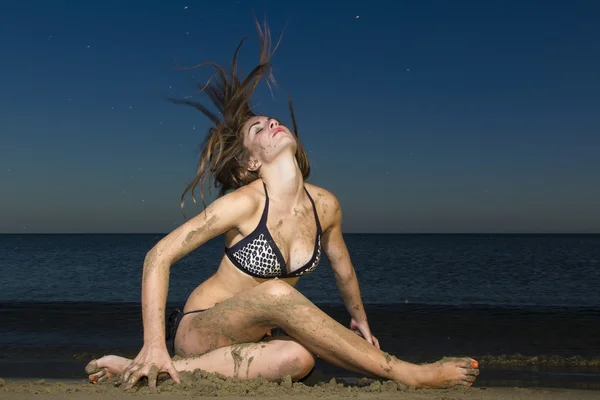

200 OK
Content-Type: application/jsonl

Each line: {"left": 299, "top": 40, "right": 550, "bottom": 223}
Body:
{"left": 1, "top": 232, "right": 599, "bottom": 235}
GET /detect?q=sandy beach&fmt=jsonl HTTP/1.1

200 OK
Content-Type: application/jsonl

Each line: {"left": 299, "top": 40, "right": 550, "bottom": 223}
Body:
{"left": 2, "top": 372, "right": 600, "bottom": 400}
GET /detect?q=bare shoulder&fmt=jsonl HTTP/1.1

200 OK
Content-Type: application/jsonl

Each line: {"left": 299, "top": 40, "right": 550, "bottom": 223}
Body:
{"left": 151, "top": 182, "right": 263, "bottom": 264}
{"left": 305, "top": 183, "right": 342, "bottom": 232}
{"left": 215, "top": 182, "right": 263, "bottom": 219}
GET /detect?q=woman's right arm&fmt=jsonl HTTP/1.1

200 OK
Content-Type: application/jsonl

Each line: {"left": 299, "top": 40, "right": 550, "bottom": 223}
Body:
{"left": 121, "top": 189, "right": 257, "bottom": 390}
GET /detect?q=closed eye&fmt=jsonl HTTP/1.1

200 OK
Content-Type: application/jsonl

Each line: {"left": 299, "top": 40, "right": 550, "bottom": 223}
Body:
{"left": 247, "top": 121, "right": 263, "bottom": 136}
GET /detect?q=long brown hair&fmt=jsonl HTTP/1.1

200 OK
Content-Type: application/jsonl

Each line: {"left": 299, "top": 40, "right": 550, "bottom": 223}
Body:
{"left": 169, "top": 20, "right": 311, "bottom": 217}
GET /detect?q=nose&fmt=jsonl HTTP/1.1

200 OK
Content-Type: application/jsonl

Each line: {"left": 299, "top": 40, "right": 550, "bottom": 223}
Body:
{"left": 268, "top": 118, "right": 279, "bottom": 130}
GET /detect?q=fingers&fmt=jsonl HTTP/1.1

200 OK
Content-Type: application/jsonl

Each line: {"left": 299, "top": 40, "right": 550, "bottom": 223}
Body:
{"left": 121, "top": 362, "right": 134, "bottom": 386}
{"left": 121, "top": 367, "right": 132, "bottom": 387}
{"left": 122, "top": 365, "right": 144, "bottom": 390}
{"left": 121, "top": 359, "right": 143, "bottom": 387}
{"left": 120, "top": 363, "right": 176, "bottom": 390}
{"left": 168, "top": 364, "right": 181, "bottom": 384}
{"left": 355, "top": 329, "right": 380, "bottom": 349}
{"left": 122, "top": 371, "right": 141, "bottom": 390}
{"left": 357, "top": 326, "right": 371, "bottom": 343}
{"left": 147, "top": 365, "right": 159, "bottom": 389}
{"left": 372, "top": 336, "right": 380, "bottom": 349}
{"left": 359, "top": 329, "right": 380, "bottom": 350}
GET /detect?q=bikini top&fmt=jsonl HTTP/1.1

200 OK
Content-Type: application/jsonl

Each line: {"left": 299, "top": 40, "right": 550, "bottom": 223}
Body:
{"left": 225, "top": 183, "right": 322, "bottom": 278}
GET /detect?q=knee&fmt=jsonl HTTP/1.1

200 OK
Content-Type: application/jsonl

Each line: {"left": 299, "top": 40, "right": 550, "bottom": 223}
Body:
{"left": 291, "top": 350, "right": 316, "bottom": 381}
{"left": 259, "top": 279, "right": 296, "bottom": 299}
{"left": 276, "top": 342, "right": 315, "bottom": 381}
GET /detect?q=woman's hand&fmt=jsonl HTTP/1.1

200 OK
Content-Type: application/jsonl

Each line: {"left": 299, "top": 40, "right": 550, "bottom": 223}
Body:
{"left": 120, "top": 343, "right": 181, "bottom": 390}
{"left": 350, "top": 318, "right": 380, "bottom": 349}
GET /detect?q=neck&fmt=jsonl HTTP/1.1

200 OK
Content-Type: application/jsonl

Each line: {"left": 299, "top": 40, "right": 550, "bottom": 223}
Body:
{"left": 260, "top": 152, "right": 304, "bottom": 205}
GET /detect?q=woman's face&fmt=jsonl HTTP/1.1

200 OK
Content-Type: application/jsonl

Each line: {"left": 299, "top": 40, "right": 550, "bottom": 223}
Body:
{"left": 242, "top": 115, "right": 296, "bottom": 170}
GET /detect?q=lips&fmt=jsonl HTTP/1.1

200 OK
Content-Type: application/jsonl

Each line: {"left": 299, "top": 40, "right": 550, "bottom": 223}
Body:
{"left": 272, "top": 127, "right": 285, "bottom": 137}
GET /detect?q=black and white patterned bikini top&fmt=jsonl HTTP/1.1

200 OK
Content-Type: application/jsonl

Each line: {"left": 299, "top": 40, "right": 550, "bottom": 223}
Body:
{"left": 225, "top": 183, "right": 323, "bottom": 279}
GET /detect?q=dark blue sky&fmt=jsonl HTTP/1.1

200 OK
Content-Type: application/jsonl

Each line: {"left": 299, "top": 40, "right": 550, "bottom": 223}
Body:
{"left": 1, "top": 0, "right": 599, "bottom": 233}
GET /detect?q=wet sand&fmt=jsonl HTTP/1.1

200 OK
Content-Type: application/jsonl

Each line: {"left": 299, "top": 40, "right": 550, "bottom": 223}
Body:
{"left": 1, "top": 373, "right": 600, "bottom": 400}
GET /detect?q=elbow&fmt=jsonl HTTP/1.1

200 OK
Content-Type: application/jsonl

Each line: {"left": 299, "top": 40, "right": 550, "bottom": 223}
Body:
{"left": 335, "top": 269, "right": 356, "bottom": 284}
{"left": 141, "top": 247, "right": 172, "bottom": 285}
{"left": 144, "top": 246, "right": 170, "bottom": 269}
{"left": 144, "top": 247, "right": 159, "bottom": 265}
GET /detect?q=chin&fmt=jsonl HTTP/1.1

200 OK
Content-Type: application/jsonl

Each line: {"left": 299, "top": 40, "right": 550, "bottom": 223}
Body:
{"left": 271, "top": 143, "right": 297, "bottom": 161}
{"left": 283, "top": 140, "right": 298, "bottom": 154}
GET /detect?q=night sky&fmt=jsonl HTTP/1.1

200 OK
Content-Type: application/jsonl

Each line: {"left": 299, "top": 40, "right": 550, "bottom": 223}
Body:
{"left": 1, "top": 0, "right": 599, "bottom": 233}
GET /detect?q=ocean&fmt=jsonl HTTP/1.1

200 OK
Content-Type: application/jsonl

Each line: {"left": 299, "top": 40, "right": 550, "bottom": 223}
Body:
{"left": 1, "top": 233, "right": 599, "bottom": 389}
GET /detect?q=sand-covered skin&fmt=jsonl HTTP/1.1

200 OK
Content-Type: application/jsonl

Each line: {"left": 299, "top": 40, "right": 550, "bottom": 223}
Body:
{"left": 2, "top": 374, "right": 600, "bottom": 400}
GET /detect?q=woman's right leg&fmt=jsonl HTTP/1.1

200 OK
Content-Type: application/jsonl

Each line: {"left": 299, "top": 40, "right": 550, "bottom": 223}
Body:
{"left": 87, "top": 336, "right": 315, "bottom": 383}
{"left": 175, "top": 279, "right": 478, "bottom": 388}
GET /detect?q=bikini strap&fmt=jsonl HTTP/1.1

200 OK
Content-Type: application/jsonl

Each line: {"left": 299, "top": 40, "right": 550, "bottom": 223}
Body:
{"left": 259, "top": 182, "right": 270, "bottom": 225}
{"left": 304, "top": 186, "right": 323, "bottom": 234}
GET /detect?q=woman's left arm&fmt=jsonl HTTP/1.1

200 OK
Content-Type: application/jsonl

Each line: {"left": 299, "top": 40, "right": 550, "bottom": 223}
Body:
{"left": 321, "top": 194, "right": 380, "bottom": 349}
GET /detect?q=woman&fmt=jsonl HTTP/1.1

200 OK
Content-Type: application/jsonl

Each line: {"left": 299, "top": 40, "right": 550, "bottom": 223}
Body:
{"left": 85, "top": 21, "right": 479, "bottom": 390}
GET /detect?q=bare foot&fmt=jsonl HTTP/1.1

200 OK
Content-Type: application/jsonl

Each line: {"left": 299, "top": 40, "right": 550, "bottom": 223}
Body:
{"left": 415, "top": 357, "right": 479, "bottom": 388}
{"left": 85, "top": 355, "right": 132, "bottom": 384}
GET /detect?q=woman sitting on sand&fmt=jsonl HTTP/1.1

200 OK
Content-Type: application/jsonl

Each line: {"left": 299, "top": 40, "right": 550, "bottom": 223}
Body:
{"left": 85, "top": 21, "right": 479, "bottom": 390}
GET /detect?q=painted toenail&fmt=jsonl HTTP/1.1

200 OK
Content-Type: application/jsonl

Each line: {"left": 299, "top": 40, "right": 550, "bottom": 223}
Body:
{"left": 89, "top": 375, "right": 94, "bottom": 380}
{"left": 471, "top": 361, "right": 478, "bottom": 368}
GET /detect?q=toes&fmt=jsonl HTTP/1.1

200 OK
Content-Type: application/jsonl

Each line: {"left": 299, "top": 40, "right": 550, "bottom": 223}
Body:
{"left": 456, "top": 375, "right": 475, "bottom": 387}
{"left": 459, "top": 366, "right": 479, "bottom": 386}
{"left": 97, "top": 374, "right": 112, "bottom": 384}
{"left": 464, "top": 357, "right": 478, "bottom": 368}
{"left": 458, "top": 369, "right": 477, "bottom": 388}
{"left": 90, "top": 370, "right": 106, "bottom": 381}
{"left": 439, "top": 357, "right": 478, "bottom": 369}
{"left": 85, "top": 360, "right": 100, "bottom": 375}
{"left": 456, "top": 358, "right": 478, "bottom": 369}
{"left": 458, "top": 371, "right": 477, "bottom": 382}
{"left": 88, "top": 369, "right": 106, "bottom": 385}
